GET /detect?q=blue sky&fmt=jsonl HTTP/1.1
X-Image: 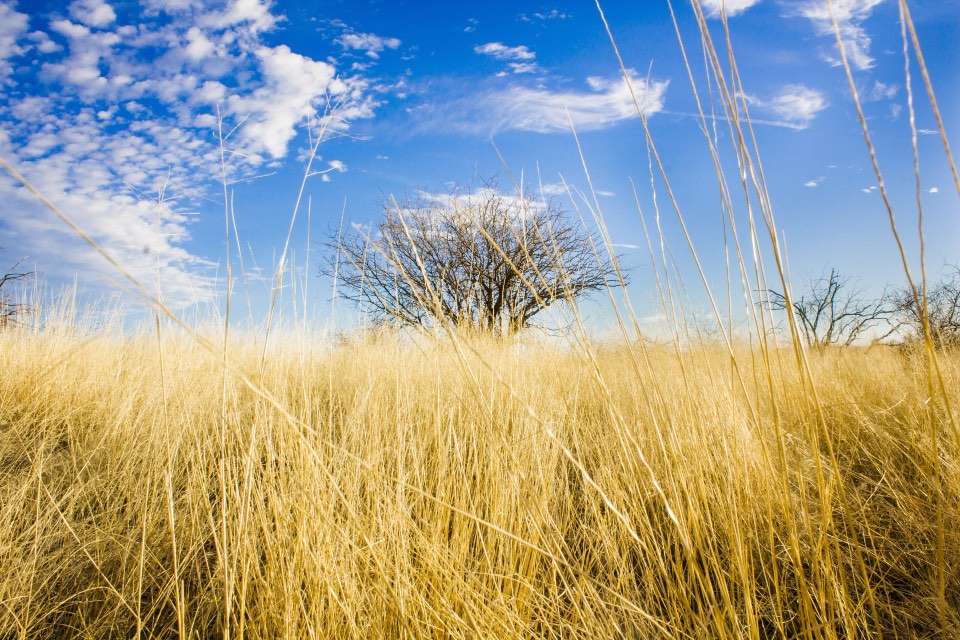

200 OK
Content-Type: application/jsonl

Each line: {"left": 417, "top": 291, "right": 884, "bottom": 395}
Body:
{"left": 0, "top": 0, "right": 957, "bottom": 328}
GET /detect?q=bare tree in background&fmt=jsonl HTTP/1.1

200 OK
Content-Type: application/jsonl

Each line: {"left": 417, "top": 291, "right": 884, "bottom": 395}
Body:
{"left": 766, "top": 269, "right": 891, "bottom": 348}
{"left": 326, "top": 187, "right": 623, "bottom": 336}
{"left": 888, "top": 264, "right": 960, "bottom": 348}
{"left": 0, "top": 257, "right": 34, "bottom": 328}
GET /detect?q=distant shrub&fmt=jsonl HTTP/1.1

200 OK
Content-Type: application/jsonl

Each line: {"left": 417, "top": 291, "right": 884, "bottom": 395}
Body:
{"left": 0, "top": 257, "right": 33, "bottom": 328}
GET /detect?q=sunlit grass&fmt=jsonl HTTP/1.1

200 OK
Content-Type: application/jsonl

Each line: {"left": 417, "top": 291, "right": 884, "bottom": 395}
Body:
{"left": 0, "top": 322, "right": 957, "bottom": 638}
{"left": 1, "top": 0, "right": 958, "bottom": 637}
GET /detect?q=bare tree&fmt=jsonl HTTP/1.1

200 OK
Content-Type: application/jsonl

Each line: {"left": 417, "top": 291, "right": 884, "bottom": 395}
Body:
{"left": 765, "top": 269, "right": 891, "bottom": 348}
{"left": 0, "top": 257, "right": 34, "bottom": 328}
{"left": 326, "top": 187, "right": 623, "bottom": 335}
{"left": 888, "top": 264, "right": 960, "bottom": 348}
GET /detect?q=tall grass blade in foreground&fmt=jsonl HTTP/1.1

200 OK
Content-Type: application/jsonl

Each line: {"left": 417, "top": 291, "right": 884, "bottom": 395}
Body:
{"left": 0, "top": 1, "right": 958, "bottom": 638}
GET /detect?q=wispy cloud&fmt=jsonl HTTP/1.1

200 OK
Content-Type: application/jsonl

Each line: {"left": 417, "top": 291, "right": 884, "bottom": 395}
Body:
{"left": 413, "top": 72, "right": 668, "bottom": 136}
{"left": 519, "top": 9, "right": 571, "bottom": 22}
{"left": 474, "top": 42, "right": 535, "bottom": 61}
{"left": 699, "top": 0, "right": 764, "bottom": 18}
{"left": 536, "top": 181, "right": 613, "bottom": 198}
{"left": 503, "top": 62, "right": 539, "bottom": 75}
{"left": 927, "top": 187, "right": 939, "bottom": 194}
{"left": 475, "top": 42, "right": 541, "bottom": 75}
{"left": 804, "top": 177, "right": 825, "bottom": 187}
{"left": 865, "top": 80, "right": 898, "bottom": 101}
{"left": 791, "top": 0, "right": 884, "bottom": 71}
{"left": 336, "top": 31, "right": 401, "bottom": 59}
{"left": 749, "top": 84, "right": 828, "bottom": 128}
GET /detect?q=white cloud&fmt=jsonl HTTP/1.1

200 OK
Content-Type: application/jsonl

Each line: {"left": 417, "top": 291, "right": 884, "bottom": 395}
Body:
{"left": 43, "top": 19, "right": 121, "bottom": 94}
{"left": 28, "top": 30, "right": 62, "bottom": 54}
{"left": 699, "top": 0, "right": 764, "bottom": 17}
{"left": 226, "top": 44, "right": 353, "bottom": 158}
{"left": 519, "top": 9, "right": 571, "bottom": 22}
{"left": 792, "top": 0, "right": 883, "bottom": 71}
{"left": 2, "top": 182, "right": 213, "bottom": 307}
{"left": 184, "top": 26, "right": 215, "bottom": 61}
{"left": 511, "top": 73, "right": 666, "bottom": 132}
{"left": 413, "top": 187, "right": 550, "bottom": 222}
{"left": 0, "top": 2, "right": 29, "bottom": 80}
{"left": 538, "top": 182, "right": 568, "bottom": 198}
{"left": 918, "top": 128, "right": 937, "bottom": 135}
{"left": 804, "top": 177, "right": 825, "bottom": 187}
{"left": 417, "top": 71, "right": 668, "bottom": 135}
{"left": 474, "top": 42, "right": 536, "bottom": 61}
{"left": 0, "top": 1, "right": 379, "bottom": 307}
{"left": 68, "top": 0, "right": 116, "bottom": 28}
{"left": 476, "top": 43, "right": 541, "bottom": 75}
{"left": 206, "top": 0, "right": 277, "bottom": 33}
{"left": 336, "top": 31, "right": 401, "bottom": 59}
{"left": 927, "top": 187, "right": 939, "bottom": 194}
{"left": 866, "top": 80, "right": 898, "bottom": 101}
{"left": 508, "top": 62, "right": 539, "bottom": 74}
{"left": 535, "top": 9, "right": 570, "bottom": 20}
{"left": 755, "top": 84, "right": 828, "bottom": 128}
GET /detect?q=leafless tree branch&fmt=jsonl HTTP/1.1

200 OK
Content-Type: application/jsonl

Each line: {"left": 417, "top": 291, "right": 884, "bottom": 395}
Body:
{"left": 323, "top": 185, "right": 624, "bottom": 336}
{"left": 765, "top": 269, "right": 893, "bottom": 348}
{"left": 0, "top": 256, "right": 34, "bottom": 328}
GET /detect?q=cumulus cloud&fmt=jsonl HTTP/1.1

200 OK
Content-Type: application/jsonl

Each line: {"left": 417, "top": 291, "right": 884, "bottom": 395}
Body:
{"left": 227, "top": 44, "right": 350, "bottom": 159}
{"left": 0, "top": 2, "right": 29, "bottom": 80}
{"left": 415, "top": 71, "right": 668, "bottom": 136}
{"left": 68, "top": 0, "right": 116, "bottom": 28}
{"left": 206, "top": 0, "right": 278, "bottom": 33}
{"left": 791, "top": 0, "right": 883, "bottom": 71}
{"left": 699, "top": 0, "right": 764, "bottom": 17}
{"left": 0, "top": 1, "right": 377, "bottom": 307}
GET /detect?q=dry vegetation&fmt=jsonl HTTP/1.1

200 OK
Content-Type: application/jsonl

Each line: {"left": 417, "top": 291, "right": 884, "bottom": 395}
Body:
{"left": 1, "top": 0, "right": 958, "bottom": 637}
{"left": 0, "top": 324, "right": 958, "bottom": 638}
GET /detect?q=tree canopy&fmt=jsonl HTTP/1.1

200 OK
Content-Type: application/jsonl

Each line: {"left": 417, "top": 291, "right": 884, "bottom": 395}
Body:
{"left": 327, "top": 187, "right": 622, "bottom": 335}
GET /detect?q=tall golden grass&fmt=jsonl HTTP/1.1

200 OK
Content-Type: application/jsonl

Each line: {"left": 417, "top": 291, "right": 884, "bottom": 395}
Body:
{"left": 0, "top": 326, "right": 957, "bottom": 637}
{"left": 1, "top": 0, "right": 958, "bottom": 637}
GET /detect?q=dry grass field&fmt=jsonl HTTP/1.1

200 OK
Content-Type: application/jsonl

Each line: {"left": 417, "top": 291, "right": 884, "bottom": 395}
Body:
{"left": 2, "top": 1, "right": 958, "bottom": 637}
{"left": 0, "top": 323, "right": 957, "bottom": 638}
